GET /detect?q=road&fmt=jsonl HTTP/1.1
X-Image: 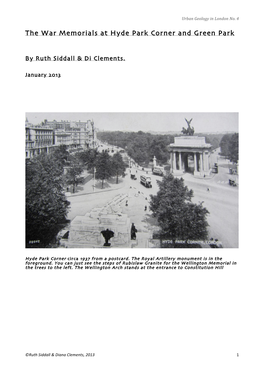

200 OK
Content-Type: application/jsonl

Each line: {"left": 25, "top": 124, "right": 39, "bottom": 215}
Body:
{"left": 66, "top": 155, "right": 238, "bottom": 248}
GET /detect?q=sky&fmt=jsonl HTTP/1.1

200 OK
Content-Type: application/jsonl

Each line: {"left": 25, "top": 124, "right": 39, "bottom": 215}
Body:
{"left": 25, "top": 112, "right": 238, "bottom": 133}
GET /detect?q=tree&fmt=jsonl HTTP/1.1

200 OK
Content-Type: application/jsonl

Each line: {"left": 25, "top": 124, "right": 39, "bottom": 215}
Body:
{"left": 149, "top": 174, "right": 209, "bottom": 245}
{"left": 97, "top": 131, "right": 175, "bottom": 166}
{"left": 111, "top": 152, "right": 126, "bottom": 184}
{"left": 50, "top": 145, "right": 69, "bottom": 166}
{"left": 149, "top": 137, "right": 171, "bottom": 164}
{"left": 26, "top": 153, "right": 70, "bottom": 247}
{"left": 228, "top": 133, "right": 239, "bottom": 163}
{"left": 65, "top": 154, "right": 84, "bottom": 193}
{"left": 95, "top": 150, "right": 113, "bottom": 188}
{"left": 220, "top": 133, "right": 239, "bottom": 163}
{"left": 126, "top": 137, "right": 150, "bottom": 165}
{"left": 219, "top": 134, "right": 231, "bottom": 157}
{"left": 78, "top": 148, "right": 98, "bottom": 171}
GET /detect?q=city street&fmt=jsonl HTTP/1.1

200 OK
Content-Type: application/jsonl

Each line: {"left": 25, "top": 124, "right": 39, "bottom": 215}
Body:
{"left": 181, "top": 173, "right": 238, "bottom": 248}
{"left": 65, "top": 152, "right": 238, "bottom": 248}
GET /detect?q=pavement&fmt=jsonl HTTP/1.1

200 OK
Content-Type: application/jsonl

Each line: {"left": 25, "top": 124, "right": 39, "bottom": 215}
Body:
{"left": 65, "top": 168, "right": 156, "bottom": 248}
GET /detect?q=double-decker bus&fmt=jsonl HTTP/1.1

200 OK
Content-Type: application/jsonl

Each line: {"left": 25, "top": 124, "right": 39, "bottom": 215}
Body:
{"left": 152, "top": 167, "right": 164, "bottom": 176}
{"left": 140, "top": 175, "right": 152, "bottom": 188}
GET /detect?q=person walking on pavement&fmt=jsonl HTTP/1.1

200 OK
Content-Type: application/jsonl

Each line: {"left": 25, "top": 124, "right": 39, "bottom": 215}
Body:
{"left": 131, "top": 223, "right": 137, "bottom": 240}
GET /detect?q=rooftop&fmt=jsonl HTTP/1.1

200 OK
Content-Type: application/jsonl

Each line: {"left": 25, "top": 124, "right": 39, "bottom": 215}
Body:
{"left": 170, "top": 136, "right": 211, "bottom": 149}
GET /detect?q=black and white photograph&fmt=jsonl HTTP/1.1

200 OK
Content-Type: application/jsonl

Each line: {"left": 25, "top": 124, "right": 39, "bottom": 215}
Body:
{"left": 26, "top": 112, "right": 238, "bottom": 249}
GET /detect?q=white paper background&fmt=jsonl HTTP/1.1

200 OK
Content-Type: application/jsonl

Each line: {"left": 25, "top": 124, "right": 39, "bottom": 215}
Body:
{"left": 2, "top": 1, "right": 263, "bottom": 372}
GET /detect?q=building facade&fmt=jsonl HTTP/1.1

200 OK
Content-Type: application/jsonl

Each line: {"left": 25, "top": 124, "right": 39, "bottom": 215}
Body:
{"left": 25, "top": 126, "right": 54, "bottom": 158}
{"left": 25, "top": 119, "right": 97, "bottom": 159}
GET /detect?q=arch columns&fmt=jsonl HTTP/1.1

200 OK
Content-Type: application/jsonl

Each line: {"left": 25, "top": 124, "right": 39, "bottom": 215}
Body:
{"left": 170, "top": 151, "right": 184, "bottom": 175}
{"left": 170, "top": 151, "right": 177, "bottom": 173}
{"left": 179, "top": 151, "right": 182, "bottom": 171}
{"left": 194, "top": 152, "right": 197, "bottom": 172}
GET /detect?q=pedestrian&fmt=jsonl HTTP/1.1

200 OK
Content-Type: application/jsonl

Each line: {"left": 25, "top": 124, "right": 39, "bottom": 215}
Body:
{"left": 131, "top": 223, "right": 137, "bottom": 240}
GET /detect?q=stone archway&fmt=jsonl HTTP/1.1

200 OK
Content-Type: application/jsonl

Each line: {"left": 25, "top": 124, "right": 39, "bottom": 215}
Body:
{"left": 169, "top": 137, "right": 212, "bottom": 177}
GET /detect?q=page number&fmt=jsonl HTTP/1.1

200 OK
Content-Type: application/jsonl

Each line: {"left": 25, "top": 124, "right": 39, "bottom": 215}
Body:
{"left": 237, "top": 353, "right": 239, "bottom": 357}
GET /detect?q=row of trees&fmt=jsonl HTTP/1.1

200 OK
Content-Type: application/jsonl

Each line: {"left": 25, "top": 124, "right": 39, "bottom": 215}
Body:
{"left": 52, "top": 146, "right": 127, "bottom": 192}
{"left": 97, "top": 131, "right": 174, "bottom": 165}
{"left": 97, "top": 130, "right": 226, "bottom": 166}
{"left": 26, "top": 146, "right": 127, "bottom": 247}
{"left": 78, "top": 148, "right": 127, "bottom": 188}
{"left": 219, "top": 133, "right": 239, "bottom": 163}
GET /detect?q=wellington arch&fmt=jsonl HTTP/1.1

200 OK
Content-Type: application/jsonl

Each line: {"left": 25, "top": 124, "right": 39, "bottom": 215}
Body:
{"left": 169, "top": 136, "right": 212, "bottom": 176}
